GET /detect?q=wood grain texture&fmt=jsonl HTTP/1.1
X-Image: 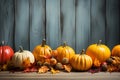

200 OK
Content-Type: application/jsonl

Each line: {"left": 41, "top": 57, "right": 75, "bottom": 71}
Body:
{"left": 29, "top": 0, "right": 45, "bottom": 51}
{"left": 14, "top": 0, "right": 30, "bottom": 51}
{"left": 46, "top": 0, "right": 61, "bottom": 49}
{"left": 90, "top": 0, "right": 106, "bottom": 44}
{"left": 75, "top": 0, "right": 90, "bottom": 53}
{"left": 0, "top": 0, "right": 14, "bottom": 48}
{"left": 60, "top": 0, "right": 76, "bottom": 50}
{"left": 0, "top": 0, "right": 120, "bottom": 52}
{"left": 106, "top": 0, "right": 120, "bottom": 49}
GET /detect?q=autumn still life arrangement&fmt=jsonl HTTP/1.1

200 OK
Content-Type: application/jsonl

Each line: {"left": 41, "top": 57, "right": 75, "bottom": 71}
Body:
{"left": 0, "top": 39, "right": 120, "bottom": 74}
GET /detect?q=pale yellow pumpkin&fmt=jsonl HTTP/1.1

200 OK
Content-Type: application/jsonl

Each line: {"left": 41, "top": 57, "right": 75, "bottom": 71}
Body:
{"left": 12, "top": 46, "right": 35, "bottom": 68}
{"left": 70, "top": 49, "right": 93, "bottom": 71}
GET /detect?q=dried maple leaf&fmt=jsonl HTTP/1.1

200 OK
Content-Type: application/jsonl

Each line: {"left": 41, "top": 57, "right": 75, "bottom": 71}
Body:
{"left": 93, "top": 58, "right": 101, "bottom": 67}
{"left": 38, "top": 66, "right": 49, "bottom": 73}
{"left": 22, "top": 57, "right": 31, "bottom": 68}
{"left": 50, "top": 67, "right": 60, "bottom": 74}
{"left": 63, "top": 64, "right": 72, "bottom": 73}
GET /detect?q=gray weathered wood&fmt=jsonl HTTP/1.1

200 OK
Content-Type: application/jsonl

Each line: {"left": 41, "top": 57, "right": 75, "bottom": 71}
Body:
{"left": 14, "top": 0, "right": 30, "bottom": 51}
{"left": 60, "top": 0, "right": 76, "bottom": 51}
{"left": 106, "top": 0, "right": 120, "bottom": 49}
{"left": 29, "top": 0, "right": 45, "bottom": 51}
{"left": 46, "top": 0, "right": 61, "bottom": 49}
{"left": 75, "top": 0, "right": 90, "bottom": 53}
{"left": 0, "top": 0, "right": 14, "bottom": 48}
{"left": 90, "top": 0, "right": 106, "bottom": 44}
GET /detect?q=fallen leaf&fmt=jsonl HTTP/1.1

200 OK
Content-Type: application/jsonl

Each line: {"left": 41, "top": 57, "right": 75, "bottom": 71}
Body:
{"left": 38, "top": 66, "right": 49, "bottom": 74}
{"left": 50, "top": 67, "right": 60, "bottom": 74}
{"left": 63, "top": 64, "right": 72, "bottom": 73}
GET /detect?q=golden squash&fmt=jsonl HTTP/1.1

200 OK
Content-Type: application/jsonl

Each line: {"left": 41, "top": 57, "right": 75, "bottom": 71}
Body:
{"left": 32, "top": 39, "right": 52, "bottom": 63}
{"left": 56, "top": 42, "right": 75, "bottom": 63}
{"left": 86, "top": 40, "right": 111, "bottom": 63}
{"left": 70, "top": 49, "right": 93, "bottom": 71}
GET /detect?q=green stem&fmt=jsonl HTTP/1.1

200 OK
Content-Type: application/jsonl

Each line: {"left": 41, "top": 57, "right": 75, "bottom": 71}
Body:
{"left": 19, "top": 46, "right": 23, "bottom": 52}
{"left": 63, "top": 41, "right": 67, "bottom": 47}
{"left": 80, "top": 49, "right": 85, "bottom": 55}
{"left": 1, "top": 41, "right": 5, "bottom": 46}
{"left": 41, "top": 39, "right": 46, "bottom": 47}
{"left": 97, "top": 40, "right": 102, "bottom": 46}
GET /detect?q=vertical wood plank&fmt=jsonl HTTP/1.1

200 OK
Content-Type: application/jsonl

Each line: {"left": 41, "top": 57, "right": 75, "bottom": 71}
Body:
{"left": 61, "top": 0, "right": 75, "bottom": 50}
{"left": 106, "top": 0, "right": 120, "bottom": 49}
{"left": 76, "top": 0, "right": 90, "bottom": 53}
{"left": 29, "top": 0, "right": 45, "bottom": 51}
{"left": 46, "top": 0, "right": 61, "bottom": 49}
{"left": 0, "top": 0, "right": 14, "bottom": 48}
{"left": 14, "top": 0, "right": 29, "bottom": 51}
{"left": 90, "top": 0, "right": 106, "bottom": 43}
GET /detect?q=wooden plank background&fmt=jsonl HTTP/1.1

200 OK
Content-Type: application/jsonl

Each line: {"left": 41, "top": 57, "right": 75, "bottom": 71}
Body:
{"left": 0, "top": 0, "right": 120, "bottom": 53}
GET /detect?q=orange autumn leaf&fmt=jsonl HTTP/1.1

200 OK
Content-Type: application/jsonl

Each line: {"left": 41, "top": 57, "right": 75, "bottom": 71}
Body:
{"left": 38, "top": 66, "right": 49, "bottom": 73}
{"left": 50, "top": 67, "right": 60, "bottom": 74}
{"left": 22, "top": 57, "right": 31, "bottom": 68}
{"left": 63, "top": 64, "right": 72, "bottom": 73}
{"left": 93, "top": 58, "right": 101, "bottom": 67}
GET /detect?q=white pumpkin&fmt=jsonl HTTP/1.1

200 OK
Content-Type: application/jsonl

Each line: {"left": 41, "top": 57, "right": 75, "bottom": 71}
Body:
{"left": 12, "top": 46, "right": 35, "bottom": 68}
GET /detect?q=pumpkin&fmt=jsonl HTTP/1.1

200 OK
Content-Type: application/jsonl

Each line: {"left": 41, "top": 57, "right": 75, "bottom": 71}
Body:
{"left": 12, "top": 46, "right": 35, "bottom": 68}
{"left": 0, "top": 41, "right": 14, "bottom": 65}
{"left": 32, "top": 39, "right": 52, "bottom": 63}
{"left": 70, "top": 49, "right": 93, "bottom": 71}
{"left": 112, "top": 45, "right": 120, "bottom": 57}
{"left": 56, "top": 42, "right": 75, "bottom": 63}
{"left": 86, "top": 40, "right": 111, "bottom": 64}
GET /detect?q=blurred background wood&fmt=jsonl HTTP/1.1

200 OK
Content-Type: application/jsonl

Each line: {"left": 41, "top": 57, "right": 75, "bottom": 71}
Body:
{"left": 0, "top": 0, "right": 120, "bottom": 53}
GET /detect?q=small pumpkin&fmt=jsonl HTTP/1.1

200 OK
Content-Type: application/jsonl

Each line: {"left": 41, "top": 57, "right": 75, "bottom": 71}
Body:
{"left": 56, "top": 42, "right": 75, "bottom": 63}
{"left": 112, "top": 45, "right": 120, "bottom": 57}
{"left": 86, "top": 40, "right": 111, "bottom": 63}
{"left": 12, "top": 46, "right": 35, "bottom": 68}
{"left": 70, "top": 49, "right": 93, "bottom": 71}
{"left": 0, "top": 41, "right": 14, "bottom": 65}
{"left": 32, "top": 39, "right": 52, "bottom": 63}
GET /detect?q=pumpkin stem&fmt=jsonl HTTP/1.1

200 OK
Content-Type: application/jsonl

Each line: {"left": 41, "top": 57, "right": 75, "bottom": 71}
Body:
{"left": 41, "top": 39, "right": 46, "bottom": 47}
{"left": 19, "top": 46, "right": 24, "bottom": 52}
{"left": 63, "top": 41, "right": 67, "bottom": 47}
{"left": 81, "top": 49, "right": 85, "bottom": 54}
{"left": 97, "top": 40, "right": 102, "bottom": 46}
{"left": 1, "top": 41, "right": 5, "bottom": 46}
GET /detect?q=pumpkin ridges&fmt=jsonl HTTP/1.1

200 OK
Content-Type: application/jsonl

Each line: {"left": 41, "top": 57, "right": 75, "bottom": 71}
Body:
{"left": 70, "top": 50, "right": 93, "bottom": 71}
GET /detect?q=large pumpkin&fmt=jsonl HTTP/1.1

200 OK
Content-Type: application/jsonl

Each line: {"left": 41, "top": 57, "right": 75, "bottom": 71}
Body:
{"left": 0, "top": 41, "right": 14, "bottom": 65}
{"left": 56, "top": 42, "right": 75, "bottom": 63}
{"left": 112, "top": 45, "right": 120, "bottom": 57}
{"left": 33, "top": 39, "right": 52, "bottom": 63}
{"left": 70, "top": 49, "right": 93, "bottom": 71}
{"left": 86, "top": 40, "right": 111, "bottom": 63}
{"left": 12, "top": 46, "right": 35, "bottom": 68}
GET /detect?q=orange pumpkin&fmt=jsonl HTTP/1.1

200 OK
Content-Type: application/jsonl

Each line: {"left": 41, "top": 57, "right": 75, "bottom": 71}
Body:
{"left": 32, "top": 39, "right": 52, "bottom": 63}
{"left": 56, "top": 42, "right": 75, "bottom": 63}
{"left": 112, "top": 45, "right": 120, "bottom": 57}
{"left": 70, "top": 49, "right": 93, "bottom": 71}
{"left": 86, "top": 40, "right": 111, "bottom": 63}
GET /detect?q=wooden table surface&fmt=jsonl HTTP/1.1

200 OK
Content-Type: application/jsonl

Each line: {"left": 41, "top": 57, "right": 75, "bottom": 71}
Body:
{"left": 0, "top": 71, "right": 120, "bottom": 80}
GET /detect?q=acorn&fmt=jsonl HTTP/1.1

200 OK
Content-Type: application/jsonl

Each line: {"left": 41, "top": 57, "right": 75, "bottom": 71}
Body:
{"left": 55, "top": 62, "right": 64, "bottom": 70}
{"left": 50, "top": 57, "right": 57, "bottom": 66}
{"left": 101, "top": 62, "right": 108, "bottom": 71}
{"left": 37, "top": 61, "right": 43, "bottom": 67}
{"left": 106, "top": 57, "right": 113, "bottom": 65}
{"left": 62, "top": 58, "right": 69, "bottom": 65}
